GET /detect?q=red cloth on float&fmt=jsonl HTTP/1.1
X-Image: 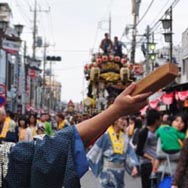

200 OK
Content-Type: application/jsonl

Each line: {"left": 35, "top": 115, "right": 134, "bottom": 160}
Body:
{"left": 140, "top": 105, "right": 149, "bottom": 116}
{"left": 149, "top": 99, "right": 160, "bottom": 109}
{"left": 177, "top": 90, "right": 188, "bottom": 101}
{"left": 161, "top": 92, "right": 174, "bottom": 105}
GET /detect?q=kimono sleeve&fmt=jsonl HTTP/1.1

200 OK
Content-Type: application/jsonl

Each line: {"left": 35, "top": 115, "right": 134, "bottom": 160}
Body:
{"left": 87, "top": 134, "right": 107, "bottom": 177}
{"left": 74, "top": 127, "right": 89, "bottom": 178}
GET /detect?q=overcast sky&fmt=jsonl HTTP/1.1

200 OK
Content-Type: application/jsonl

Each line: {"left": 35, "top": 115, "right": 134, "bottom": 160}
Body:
{"left": 2, "top": 0, "right": 188, "bottom": 102}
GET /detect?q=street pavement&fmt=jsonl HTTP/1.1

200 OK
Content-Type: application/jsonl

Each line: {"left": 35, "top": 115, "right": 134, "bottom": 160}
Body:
{"left": 81, "top": 170, "right": 142, "bottom": 188}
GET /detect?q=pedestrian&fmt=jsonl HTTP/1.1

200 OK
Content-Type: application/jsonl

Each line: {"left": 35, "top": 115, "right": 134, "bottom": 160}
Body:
{"left": 55, "top": 112, "right": 68, "bottom": 130}
{"left": 18, "top": 116, "right": 28, "bottom": 142}
{"left": 87, "top": 116, "right": 139, "bottom": 188}
{"left": 6, "top": 83, "right": 151, "bottom": 188}
{"left": 136, "top": 109, "right": 161, "bottom": 188}
{"left": 153, "top": 113, "right": 187, "bottom": 174}
{"left": 100, "top": 33, "right": 113, "bottom": 54}
{"left": 113, "top": 36, "right": 126, "bottom": 57}
{"left": 130, "top": 117, "right": 143, "bottom": 150}
{"left": 0, "top": 108, "right": 18, "bottom": 143}
{"left": 25, "top": 114, "right": 38, "bottom": 141}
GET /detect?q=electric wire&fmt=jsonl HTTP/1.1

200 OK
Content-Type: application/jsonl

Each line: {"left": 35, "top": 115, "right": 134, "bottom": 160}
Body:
{"left": 91, "top": 0, "right": 114, "bottom": 53}
{"left": 150, "top": 0, "right": 180, "bottom": 32}
{"left": 136, "top": 0, "right": 180, "bottom": 49}
{"left": 137, "top": 0, "right": 155, "bottom": 26}
{"left": 14, "top": 0, "right": 32, "bottom": 25}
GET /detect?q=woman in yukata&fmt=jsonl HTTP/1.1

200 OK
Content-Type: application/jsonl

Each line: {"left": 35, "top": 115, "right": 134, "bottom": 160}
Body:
{"left": 87, "top": 116, "right": 139, "bottom": 188}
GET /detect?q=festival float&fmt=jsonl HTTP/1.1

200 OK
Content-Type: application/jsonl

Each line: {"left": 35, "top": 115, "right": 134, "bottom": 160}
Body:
{"left": 83, "top": 52, "right": 144, "bottom": 113}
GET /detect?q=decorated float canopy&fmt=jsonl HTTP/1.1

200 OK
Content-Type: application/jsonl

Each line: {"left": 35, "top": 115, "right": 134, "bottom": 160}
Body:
{"left": 84, "top": 53, "right": 144, "bottom": 84}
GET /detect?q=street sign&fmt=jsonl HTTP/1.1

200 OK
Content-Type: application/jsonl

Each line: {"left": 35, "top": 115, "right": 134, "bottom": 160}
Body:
{"left": 0, "top": 84, "right": 6, "bottom": 95}
{"left": 0, "top": 96, "right": 6, "bottom": 107}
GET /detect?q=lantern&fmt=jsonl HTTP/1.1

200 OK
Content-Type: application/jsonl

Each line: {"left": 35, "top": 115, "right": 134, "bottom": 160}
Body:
{"left": 96, "top": 58, "right": 102, "bottom": 65}
{"left": 121, "top": 58, "right": 127, "bottom": 65}
{"left": 90, "top": 66, "right": 100, "bottom": 81}
{"left": 120, "top": 67, "right": 130, "bottom": 83}
{"left": 114, "top": 56, "right": 121, "bottom": 62}
{"left": 102, "top": 55, "right": 108, "bottom": 62}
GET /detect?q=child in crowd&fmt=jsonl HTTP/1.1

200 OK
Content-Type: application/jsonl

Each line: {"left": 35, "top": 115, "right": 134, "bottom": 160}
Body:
{"left": 152, "top": 113, "right": 187, "bottom": 173}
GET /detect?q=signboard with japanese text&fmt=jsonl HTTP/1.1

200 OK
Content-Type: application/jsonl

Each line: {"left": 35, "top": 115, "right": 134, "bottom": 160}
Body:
{"left": 2, "top": 39, "right": 21, "bottom": 54}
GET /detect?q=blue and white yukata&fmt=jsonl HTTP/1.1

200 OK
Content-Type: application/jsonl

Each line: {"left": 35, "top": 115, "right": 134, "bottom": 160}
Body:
{"left": 5, "top": 126, "right": 88, "bottom": 188}
{"left": 87, "top": 132, "right": 139, "bottom": 188}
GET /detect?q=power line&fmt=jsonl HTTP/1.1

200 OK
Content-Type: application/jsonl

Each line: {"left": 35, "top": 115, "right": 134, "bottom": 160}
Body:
{"left": 150, "top": 0, "right": 180, "bottom": 32}
{"left": 91, "top": 0, "right": 114, "bottom": 52}
{"left": 137, "top": 0, "right": 155, "bottom": 26}
{"left": 14, "top": 0, "right": 32, "bottom": 25}
{"left": 148, "top": 0, "right": 171, "bottom": 29}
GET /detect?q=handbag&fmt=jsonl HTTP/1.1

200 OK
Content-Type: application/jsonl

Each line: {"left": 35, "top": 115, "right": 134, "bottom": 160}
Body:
{"left": 157, "top": 153, "right": 173, "bottom": 188}
{"left": 158, "top": 176, "right": 172, "bottom": 188}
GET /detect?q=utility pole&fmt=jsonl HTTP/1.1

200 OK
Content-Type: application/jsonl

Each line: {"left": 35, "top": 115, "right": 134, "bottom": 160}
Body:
{"left": 21, "top": 41, "right": 27, "bottom": 115}
{"left": 109, "top": 12, "right": 112, "bottom": 39}
{"left": 30, "top": 0, "right": 50, "bottom": 108}
{"left": 42, "top": 42, "right": 48, "bottom": 109}
{"left": 169, "top": 6, "right": 173, "bottom": 63}
{"left": 145, "top": 25, "right": 151, "bottom": 74}
{"left": 130, "top": 0, "right": 141, "bottom": 64}
{"left": 49, "top": 61, "right": 52, "bottom": 111}
{"left": 151, "top": 32, "right": 155, "bottom": 71}
{"left": 32, "top": 0, "right": 37, "bottom": 59}
{"left": 130, "top": 14, "right": 137, "bottom": 64}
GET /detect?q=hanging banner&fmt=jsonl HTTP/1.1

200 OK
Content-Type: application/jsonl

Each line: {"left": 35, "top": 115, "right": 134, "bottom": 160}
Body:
{"left": 149, "top": 99, "right": 160, "bottom": 109}
{"left": 161, "top": 92, "right": 174, "bottom": 105}
{"left": 140, "top": 105, "right": 148, "bottom": 116}
{"left": 177, "top": 90, "right": 188, "bottom": 101}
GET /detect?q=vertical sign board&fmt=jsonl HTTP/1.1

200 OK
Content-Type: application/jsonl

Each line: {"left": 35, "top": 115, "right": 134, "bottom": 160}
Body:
{"left": 181, "top": 28, "right": 188, "bottom": 82}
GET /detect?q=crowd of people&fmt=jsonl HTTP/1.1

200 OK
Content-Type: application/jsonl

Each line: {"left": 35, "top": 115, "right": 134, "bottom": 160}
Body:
{"left": 87, "top": 109, "right": 188, "bottom": 188}
{"left": 0, "top": 108, "right": 92, "bottom": 143}
{"left": 0, "top": 83, "right": 188, "bottom": 188}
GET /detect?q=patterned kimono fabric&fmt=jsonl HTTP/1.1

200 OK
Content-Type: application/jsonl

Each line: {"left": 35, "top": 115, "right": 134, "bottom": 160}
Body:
{"left": 5, "top": 126, "right": 85, "bottom": 188}
{"left": 99, "top": 126, "right": 125, "bottom": 188}
{"left": 87, "top": 125, "right": 126, "bottom": 188}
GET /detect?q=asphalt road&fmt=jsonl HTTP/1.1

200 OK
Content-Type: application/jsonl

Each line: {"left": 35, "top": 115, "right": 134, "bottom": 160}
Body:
{"left": 81, "top": 170, "right": 142, "bottom": 188}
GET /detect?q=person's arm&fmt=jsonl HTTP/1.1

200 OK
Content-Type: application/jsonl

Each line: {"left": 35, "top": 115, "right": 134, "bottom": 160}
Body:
{"left": 76, "top": 83, "right": 151, "bottom": 144}
{"left": 177, "top": 131, "right": 185, "bottom": 140}
{"left": 100, "top": 39, "right": 104, "bottom": 50}
{"left": 172, "top": 139, "right": 188, "bottom": 187}
{"left": 127, "top": 143, "right": 139, "bottom": 166}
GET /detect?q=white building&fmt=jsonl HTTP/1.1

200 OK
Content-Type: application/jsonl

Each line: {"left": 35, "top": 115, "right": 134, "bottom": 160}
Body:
{"left": 181, "top": 28, "right": 188, "bottom": 83}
